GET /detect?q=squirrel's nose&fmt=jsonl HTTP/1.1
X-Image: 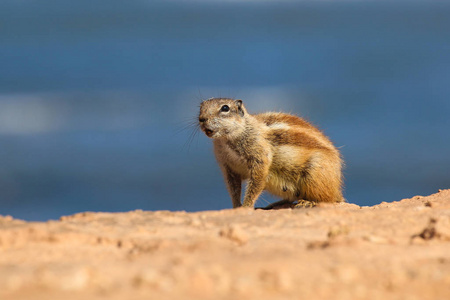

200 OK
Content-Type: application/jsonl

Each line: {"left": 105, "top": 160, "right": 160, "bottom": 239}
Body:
{"left": 199, "top": 117, "right": 207, "bottom": 123}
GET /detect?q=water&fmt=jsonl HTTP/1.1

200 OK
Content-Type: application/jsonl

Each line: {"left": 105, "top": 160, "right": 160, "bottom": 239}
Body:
{"left": 1, "top": 1, "right": 449, "bottom": 220}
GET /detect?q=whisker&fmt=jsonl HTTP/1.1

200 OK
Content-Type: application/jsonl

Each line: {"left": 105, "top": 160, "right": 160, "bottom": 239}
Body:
{"left": 258, "top": 193, "right": 271, "bottom": 206}
{"left": 174, "top": 117, "right": 198, "bottom": 127}
{"left": 174, "top": 116, "right": 199, "bottom": 135}
{"left": 174, "top": 121, "right": 198, "bottom": 136}
{"left": 182, "top": 123, "right": 201, "bottom": 152}
{"left": 197, "top": 87, "right": 205, "bottom": 102}
{"left": 193, "top": 126, "right": 201, "bottom": 149}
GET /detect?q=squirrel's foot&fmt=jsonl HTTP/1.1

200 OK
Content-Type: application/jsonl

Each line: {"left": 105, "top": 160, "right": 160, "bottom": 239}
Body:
{"left": 294, "top": 199, "right": 317, "bottom": 209}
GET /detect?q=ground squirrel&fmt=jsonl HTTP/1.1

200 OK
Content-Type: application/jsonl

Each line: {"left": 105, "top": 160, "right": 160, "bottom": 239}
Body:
{"left": 198, "top": 98, "right": 344, "bottom": 209}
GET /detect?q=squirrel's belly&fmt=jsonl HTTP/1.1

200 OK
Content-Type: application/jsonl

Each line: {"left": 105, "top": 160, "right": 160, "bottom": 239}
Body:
{"left": 265, "top": 172, "right": 299, "bottom": 200}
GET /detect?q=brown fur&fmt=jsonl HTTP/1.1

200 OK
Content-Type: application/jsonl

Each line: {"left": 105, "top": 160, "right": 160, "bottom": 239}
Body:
{"left": 198, "top": 98, "right": 344, "bottom": 208}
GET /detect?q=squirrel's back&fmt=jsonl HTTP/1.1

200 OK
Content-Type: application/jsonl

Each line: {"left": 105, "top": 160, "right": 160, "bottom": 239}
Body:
{"left": 254, "top": 112, "right": 343, "bottom": 203}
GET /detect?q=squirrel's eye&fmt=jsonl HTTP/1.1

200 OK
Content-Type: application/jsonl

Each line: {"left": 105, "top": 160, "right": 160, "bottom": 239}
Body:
{"left": 220, "top": 105, "right": 230, "bottom": 112}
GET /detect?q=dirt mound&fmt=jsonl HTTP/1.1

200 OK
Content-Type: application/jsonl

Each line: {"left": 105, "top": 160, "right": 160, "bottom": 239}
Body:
{"left": 1, "top": 190, "right": 450, "bottom": 299}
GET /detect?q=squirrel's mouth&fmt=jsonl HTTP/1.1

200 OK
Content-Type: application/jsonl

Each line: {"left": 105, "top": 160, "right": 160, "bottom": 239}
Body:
{"left": 205, "top": 129, "right": 214, "bottom": 137}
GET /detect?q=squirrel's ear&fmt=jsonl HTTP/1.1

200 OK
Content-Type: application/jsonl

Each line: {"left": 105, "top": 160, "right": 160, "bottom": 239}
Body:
{"left": 235, "top": 99, "right": 244, "bottom": 116}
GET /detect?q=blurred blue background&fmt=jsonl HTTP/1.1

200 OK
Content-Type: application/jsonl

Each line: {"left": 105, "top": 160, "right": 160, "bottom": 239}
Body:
{"left": 1, "top": 0, "right": 449, "bottom": 220}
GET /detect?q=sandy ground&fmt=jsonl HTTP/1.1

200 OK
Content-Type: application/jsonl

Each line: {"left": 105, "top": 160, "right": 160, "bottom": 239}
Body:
{"left": 1, "top": 190, "right": 450, "bottom": 300}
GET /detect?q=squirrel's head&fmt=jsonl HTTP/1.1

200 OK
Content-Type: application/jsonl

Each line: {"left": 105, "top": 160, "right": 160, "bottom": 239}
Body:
{"left": 199, "top": 98, "right": 247, "bottom": 139}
